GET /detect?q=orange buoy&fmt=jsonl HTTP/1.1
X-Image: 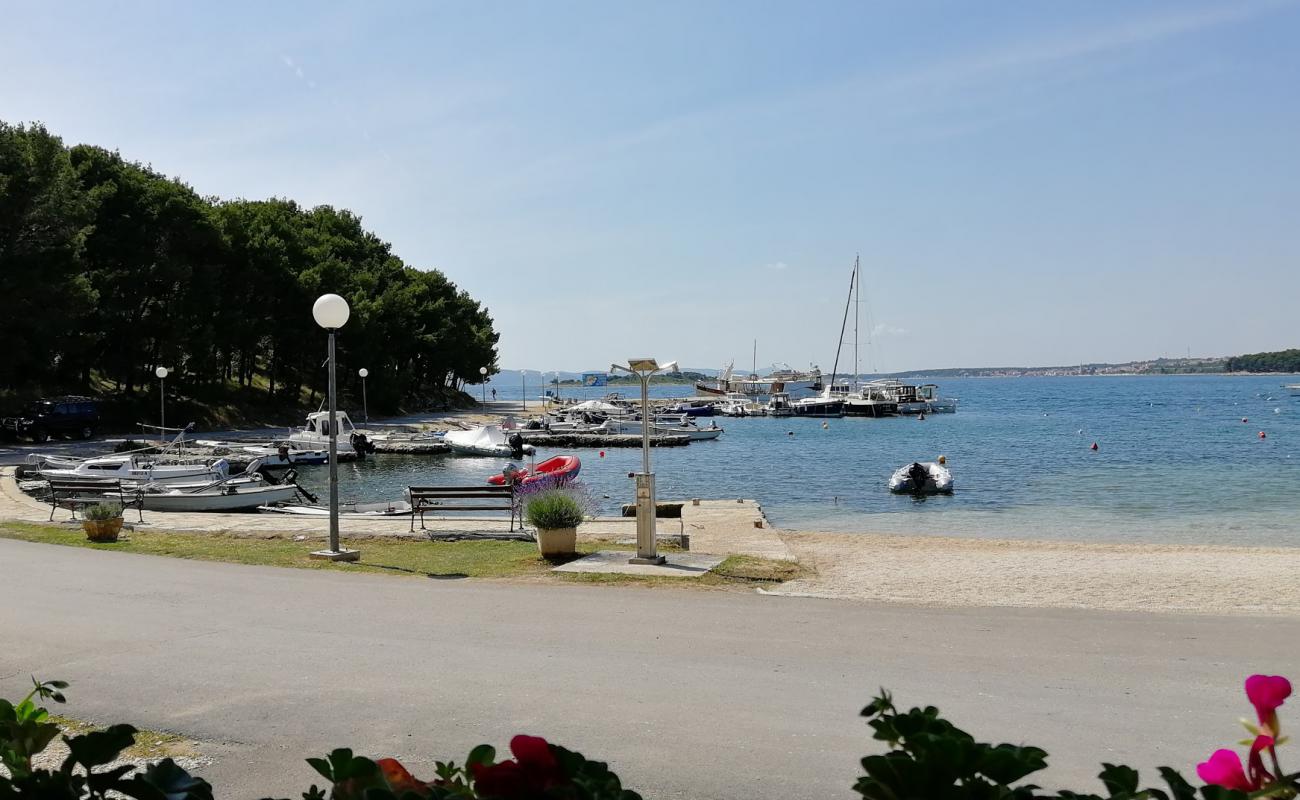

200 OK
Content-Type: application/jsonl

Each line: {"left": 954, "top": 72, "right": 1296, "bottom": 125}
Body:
{"left": 1090, "top": 442, "right": 1099, "bottom": 451}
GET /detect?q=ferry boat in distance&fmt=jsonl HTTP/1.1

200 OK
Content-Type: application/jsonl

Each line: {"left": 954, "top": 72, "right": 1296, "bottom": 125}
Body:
{"left": 695, "top": 362, "right": 823, "bottom": 399}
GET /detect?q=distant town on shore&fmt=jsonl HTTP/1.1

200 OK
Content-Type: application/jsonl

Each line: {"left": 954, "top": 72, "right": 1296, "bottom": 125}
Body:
{"left": 536, "top": 348, "right": 1300, "bottom": 385}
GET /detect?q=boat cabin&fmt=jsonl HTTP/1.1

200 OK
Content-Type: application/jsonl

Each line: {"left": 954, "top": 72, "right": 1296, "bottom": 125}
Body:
{"left": 300, "top": 411, "right": 358, "bottom": 438}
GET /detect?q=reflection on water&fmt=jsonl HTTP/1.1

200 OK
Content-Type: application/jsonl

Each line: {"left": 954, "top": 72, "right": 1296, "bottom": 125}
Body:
{"left": 288, "top": 376, "right": 1300, "bottom": 546}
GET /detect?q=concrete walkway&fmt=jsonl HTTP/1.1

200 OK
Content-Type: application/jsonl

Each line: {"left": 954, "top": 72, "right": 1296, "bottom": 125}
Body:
{"left": 3, "top": 538, "right": 1296, "bottom": 800}
{"left": 1, "top": 468, "right": 788, "bottom": 559}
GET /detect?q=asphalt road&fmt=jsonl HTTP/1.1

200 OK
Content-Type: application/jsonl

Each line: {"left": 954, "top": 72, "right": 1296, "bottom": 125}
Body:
{"left": 1, "top": 538, "right": 1295, "bottom": 799}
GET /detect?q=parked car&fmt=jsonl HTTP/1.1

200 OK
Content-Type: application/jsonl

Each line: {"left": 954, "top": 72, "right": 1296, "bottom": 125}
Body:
{"left": 0, "top": 396, "right": 102, "bottom": 442}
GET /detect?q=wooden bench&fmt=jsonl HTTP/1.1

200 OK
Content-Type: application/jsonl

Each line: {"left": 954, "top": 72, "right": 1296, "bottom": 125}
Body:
{"left": 46, "top": 478, "right": 144, "bottom": 522}
{"left": 407, "top": 485, "right": 517, "bottom": 532}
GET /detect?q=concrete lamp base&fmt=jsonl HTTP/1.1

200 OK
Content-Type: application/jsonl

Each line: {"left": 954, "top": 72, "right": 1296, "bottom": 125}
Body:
{"left": 628, "top": 555, "right": 667, "bottom": 566}
{"left": 309, "top": 549, "right": 361, "bottom": 562}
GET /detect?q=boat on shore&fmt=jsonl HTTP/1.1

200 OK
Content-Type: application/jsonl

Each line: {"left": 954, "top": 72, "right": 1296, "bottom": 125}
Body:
{"left": 259, "top": 500, "right": 413, "bottom": 517}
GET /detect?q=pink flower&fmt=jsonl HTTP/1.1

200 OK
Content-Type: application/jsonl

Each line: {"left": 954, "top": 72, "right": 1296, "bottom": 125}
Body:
{"left": 1245, "top": 674, "right": 1292, "bottom": 733}
{"left": 1198, "top": 749, "right": 1253, "bottom": 792}
{"left": 1197, "top": 736, "right": 1277, "bottom": 793}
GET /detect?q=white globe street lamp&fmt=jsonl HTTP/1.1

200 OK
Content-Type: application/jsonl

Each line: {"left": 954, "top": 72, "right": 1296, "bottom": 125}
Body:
{"left": 310, "top": 293, "right": 359, "bottom": 562}
{"left": 358, "top": 367, "right": 369, "bottom": 423}
{"left": 609, "top": 358, "right": 678, "bottom": 565}
{"left": 479, "top": 366, "right": 488, "bottom": 405}
{"left": 155, "top": 366, "right": 169, "bottom": 439}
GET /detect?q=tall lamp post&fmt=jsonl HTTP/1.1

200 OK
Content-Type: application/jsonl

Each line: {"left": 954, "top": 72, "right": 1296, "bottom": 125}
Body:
{"left": 310, "top": 293, "right": 360, "bottom": 562}
{"left": 358, "top": 368, "right": 369, "bottom": 423}
{"left": 610, "top": 358, "right": 677, "bottom": 565}
{"left": 479, "top": 366, "right": 488, "bottom": 404}
{"left": 155, "top": 366, "right": 168, "bottom": 439}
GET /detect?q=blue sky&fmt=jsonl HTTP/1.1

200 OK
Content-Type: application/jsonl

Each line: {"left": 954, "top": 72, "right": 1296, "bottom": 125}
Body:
{"left": 4, "top": 1, "right": 1298, "bottom": 373}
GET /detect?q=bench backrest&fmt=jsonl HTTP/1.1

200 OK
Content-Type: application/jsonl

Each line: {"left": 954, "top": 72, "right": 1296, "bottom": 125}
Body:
{"left": 409, "top": 485, "right": 513, "bottom": 502}
{"left": 48, "top": 478, "right": 123, "bottom": 494}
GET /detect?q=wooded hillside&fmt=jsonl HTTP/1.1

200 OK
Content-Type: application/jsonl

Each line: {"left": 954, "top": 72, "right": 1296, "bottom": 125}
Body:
{"left": 0, "top": 121, "right": 497, "bottom": 415}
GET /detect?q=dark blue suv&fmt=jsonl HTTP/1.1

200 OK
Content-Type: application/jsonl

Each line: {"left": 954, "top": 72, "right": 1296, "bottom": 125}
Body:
{"left": 1, "top": 396, "right": 102, "bottom": 442}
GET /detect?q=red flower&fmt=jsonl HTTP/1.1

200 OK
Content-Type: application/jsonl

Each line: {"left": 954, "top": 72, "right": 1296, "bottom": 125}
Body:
{"left": 1245, "top": 674, "right": 1292, "bottom": 734}
{"left": 471, "top": 735, "right": 566, "bottom": 799}
{"left": 377, "top": 758, "right": 431, "bottom": 797}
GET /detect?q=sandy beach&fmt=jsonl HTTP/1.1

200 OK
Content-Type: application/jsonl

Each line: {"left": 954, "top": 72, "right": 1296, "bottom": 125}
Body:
{"left": 772, "top": 528, "right": 1300, "bottom": 615}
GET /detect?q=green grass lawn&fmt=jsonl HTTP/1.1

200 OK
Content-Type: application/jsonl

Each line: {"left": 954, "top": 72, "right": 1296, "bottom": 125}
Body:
{"left": 0, "top": 522, "right": 805, "bottom": 589}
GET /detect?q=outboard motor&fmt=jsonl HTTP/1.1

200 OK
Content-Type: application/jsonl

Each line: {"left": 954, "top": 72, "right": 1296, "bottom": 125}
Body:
{"left": 507, "top": 432, "right": 525, "bottom": 459}
{"left": 349, "top": 432, "right": 375, "bottom": 460}
{"left": 907, "top": 462, "right": 929, "bottom": 493}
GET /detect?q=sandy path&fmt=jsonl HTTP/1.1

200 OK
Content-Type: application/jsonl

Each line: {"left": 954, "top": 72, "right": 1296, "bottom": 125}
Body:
{"left": 775, "top": 529, "right": 1300, "bottom": 615}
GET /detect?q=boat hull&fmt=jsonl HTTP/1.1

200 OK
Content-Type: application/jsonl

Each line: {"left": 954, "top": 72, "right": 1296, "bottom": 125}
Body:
{"left": 138, "top": 484, "right": 300, "bottom": 512}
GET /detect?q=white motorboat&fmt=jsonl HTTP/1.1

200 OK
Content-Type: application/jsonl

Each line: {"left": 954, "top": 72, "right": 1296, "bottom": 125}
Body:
{"left": 766, "top": 392, "right": 795, "bottom": 417}
{"left": 135, "top": 482, "right": 301, "bottom": 512}
{"left": 32, "top": 454, "right": 229, "bottom": 485}
{"left": 444, "top": 424, "right": 536, "bottom": 457}
{"left": 241, "top": 444, "right": 329, "bottom": 466}
{"left": 892, "top": 383, "right": 959, "bottom": 415}
{"left": 594, "top": 419, "right": 724, "bottom": 441}
{"left": 288, "top": 411, "right": 375, "bottom": 455}
{"left": 716, "top": 393, "right": 766, "bottom": 417}
{"left": 888, "top": 461, "right": 954, "bottom": 494}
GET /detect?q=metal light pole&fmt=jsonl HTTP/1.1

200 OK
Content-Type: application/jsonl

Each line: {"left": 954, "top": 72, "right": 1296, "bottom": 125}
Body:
{"left": 479, "top": 366, "right": 488, "bottom": 405}
{"left": 610, "top": 358, "right": 677, "bottom": 565}
{"left": 358, "top": 367, "right": 369, "bottom": 423}
{"left": 155, "top": 366, "right": 168, "bottom": 438}
{"left": 310, "top": 293, "right": 359, "bottom": 562}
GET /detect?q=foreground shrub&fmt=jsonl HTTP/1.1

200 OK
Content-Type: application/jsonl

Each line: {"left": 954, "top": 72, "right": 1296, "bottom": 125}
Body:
{"left": 522, "top": 488, "right": 586, "bottom": 530}
{"left": 0, "top": 677, "right": 212, "bottom": 799}
{"left": 3, "top": 674, "right": 1295, "bottom": 799}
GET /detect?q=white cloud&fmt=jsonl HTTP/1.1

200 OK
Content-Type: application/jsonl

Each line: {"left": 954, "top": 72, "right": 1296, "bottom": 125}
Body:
{"left": 764, "top": 261, "right": 789, "bottom": 271}
{"left": 871, "top": 323, "right": 907, "bottom": 338}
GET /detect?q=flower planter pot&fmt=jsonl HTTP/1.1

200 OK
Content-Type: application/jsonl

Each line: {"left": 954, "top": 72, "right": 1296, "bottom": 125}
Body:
{"left": 83, "top": 518, "right": 123, "bottom": 543}
{"left": 536, "top": 527, "right": 577, "bottom": 557}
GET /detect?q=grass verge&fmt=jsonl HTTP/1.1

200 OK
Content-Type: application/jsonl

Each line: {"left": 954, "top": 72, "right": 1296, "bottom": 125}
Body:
{"left": 49, "top": 715, "right": 199, "bottom": 761}
{"left": 0, "top": 523, "right": 804, "bottom": 589}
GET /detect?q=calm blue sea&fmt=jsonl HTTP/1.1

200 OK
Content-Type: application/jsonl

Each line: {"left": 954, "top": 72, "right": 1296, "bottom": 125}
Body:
{"left": 297, "top": 376, "right": 1300, "bottom": 546}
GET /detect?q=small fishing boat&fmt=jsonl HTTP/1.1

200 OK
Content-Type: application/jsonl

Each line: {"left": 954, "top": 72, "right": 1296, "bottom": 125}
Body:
{"left": 136, "top": 482, "right": 301, "bottom": 512}
{"left": 888, "top": 461, "right": 954, "bottom": 494}
{"left": 594, "top": 419, "right": 724, "bottom": 441}
{"left": 444, "top": 424, "right": 536, "bottom": 457}
{"left": 259, "top": 500, "right": 414, "bottom": 517}
{"left": 241, "top": 444, "right": 329, "bottom": 466}
{"left": 664, "top": 402, "right": 715, "bottom": 417}
{"left": 487, "top": 455, "right": 582, "bottom": 488}
{"left": 32, "top": 454, "right": 230, "bottom": 485}
{"left": 766, "top": 392, "right": 795, "bottom": 417}
{"left": 288, "top": 411, "right": 376, "bottom": 456}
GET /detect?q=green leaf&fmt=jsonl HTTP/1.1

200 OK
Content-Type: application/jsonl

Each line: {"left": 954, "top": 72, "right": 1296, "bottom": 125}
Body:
{"left": 132, "top": 758, "right": 214, "bottom": 800}
{"left": 306, "top": 757, "right": 334, "bottom": 781}
{"left": 1099, "top": 762, "right": 1140, "bottom": 795}
{"left": 465, "top": 744, "right": 495, "bottom": 768}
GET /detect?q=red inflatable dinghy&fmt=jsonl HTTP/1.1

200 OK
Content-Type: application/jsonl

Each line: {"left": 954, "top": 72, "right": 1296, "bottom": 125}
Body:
{"left": 487, "top": 455, "right": 581, "bottom": 488}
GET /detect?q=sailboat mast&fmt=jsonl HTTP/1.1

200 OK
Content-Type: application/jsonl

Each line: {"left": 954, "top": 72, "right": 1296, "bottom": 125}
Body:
{"left": 853, "top": 254, "right": 860, "bottom": 388}
{"left": 828, "top": 258, "right": 855, "bottom": 391}
{"left": 752, "top": 339, "right": 757, "bottom": 376}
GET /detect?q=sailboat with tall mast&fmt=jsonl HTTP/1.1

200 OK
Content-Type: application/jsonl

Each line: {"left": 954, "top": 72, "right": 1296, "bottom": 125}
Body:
{"left": 825, "top": 256, "right": 900, "bottom": 416}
